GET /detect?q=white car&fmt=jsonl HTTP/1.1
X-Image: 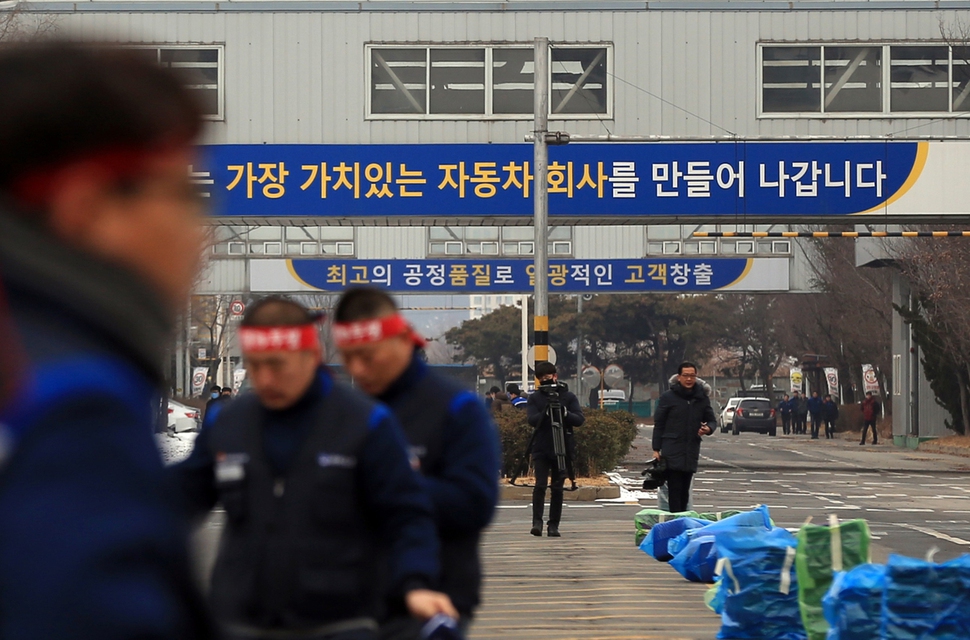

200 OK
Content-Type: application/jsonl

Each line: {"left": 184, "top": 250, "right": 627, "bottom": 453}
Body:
{"left": 168, "top": 400, "right": 200, "bottom": 433}
{"left": 719, "top": 397, "right": 742, "bottom": 433}
{"left": 597, "top": 389, "right": 627, "bottom": 407}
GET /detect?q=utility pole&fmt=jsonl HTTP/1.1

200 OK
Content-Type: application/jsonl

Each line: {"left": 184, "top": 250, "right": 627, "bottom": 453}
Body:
{"left": 533, "top": 36, "right": 550, "bottom": 368}
{"left": 576, "top": 295, "right": 583, "bottom": 401}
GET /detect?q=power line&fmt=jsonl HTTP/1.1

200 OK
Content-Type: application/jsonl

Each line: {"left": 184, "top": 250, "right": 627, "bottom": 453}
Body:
{"left": 607, "top": 71, "right": 738, "bottom": 137}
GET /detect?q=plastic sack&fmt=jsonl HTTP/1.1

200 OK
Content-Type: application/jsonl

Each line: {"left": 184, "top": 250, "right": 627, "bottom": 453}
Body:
{"left": 669, "top": 534, "right": 718, "bottom": 583}
{"left": 822, "top": 564, "right": 886, "bottom": 640}
{"left": 715, "top": 526, "right": 806, "bottom": 640}
{"left": 796, "top": 517, "right": 872, "bottom": 640}
{"left": 706, "top": 578, "right": 725, "bottom": 614}
{"left": 881, "top": 553, "right": 970, "bottom": 640}
{"left": 634, "top": 508, "right": 699, "bottom": 546}
{"left": 698, "top": 510, "right": 743, "bottom": 522}
{"left": 639, "top": 516, "right": 709, "bottom": 562}
{"left": 668, "top": 505, "right": 774, "bottom": 557}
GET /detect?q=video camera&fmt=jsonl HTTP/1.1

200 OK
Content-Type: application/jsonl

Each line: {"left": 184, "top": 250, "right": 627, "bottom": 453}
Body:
{"left": 537, "top": 380, "right": 568, "bottom": 406}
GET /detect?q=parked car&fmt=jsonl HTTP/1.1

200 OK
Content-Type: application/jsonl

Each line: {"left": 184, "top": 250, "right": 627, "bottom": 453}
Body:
{"left": 731, "top": 397, "right": 777, "bottom": 436}
{"left": 168, "top": 400, "right": 200, "bottom": 433}
{"left": 597, "top": 389, "right": 626, "bottom": 407}
{"left": 719, "top": 397, "right": 742, "bottom": 433}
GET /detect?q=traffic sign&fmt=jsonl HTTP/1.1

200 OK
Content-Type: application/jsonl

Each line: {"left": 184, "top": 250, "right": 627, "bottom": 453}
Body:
{"left": 581, "top": 366, "right": 602, "bottom": 389}
{"left": 604, "top": 363, "right": 625, "bottom": 387}
{"left": 527, "top": 345, "right": 558, "bottom": 371}
{"left": 230, "top": 300, "right": 246, "bottom": 316}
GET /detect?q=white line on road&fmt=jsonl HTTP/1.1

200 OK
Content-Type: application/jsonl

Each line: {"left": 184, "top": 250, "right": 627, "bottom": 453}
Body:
{"left": 897, "top": 508, "right": 935, "bottom": 512}
{"left": 894, "top": 522, "right": 970, "bottom": 546}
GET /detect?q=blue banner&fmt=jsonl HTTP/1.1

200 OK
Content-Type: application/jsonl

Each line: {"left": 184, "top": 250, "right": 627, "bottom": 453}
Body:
{"left": 277, "top": 258, "right": 772, "bottom": 293}
{"left": 197, "top": 141, "right": 923, "bottom": 219}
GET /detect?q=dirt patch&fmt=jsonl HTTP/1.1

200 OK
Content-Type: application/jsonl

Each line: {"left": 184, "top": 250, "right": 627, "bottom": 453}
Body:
{"left": 511, "top": 475, "right": 614, "bottom": 487}
{"left": 924, "top": 435, "right": 970, "bottom": 449}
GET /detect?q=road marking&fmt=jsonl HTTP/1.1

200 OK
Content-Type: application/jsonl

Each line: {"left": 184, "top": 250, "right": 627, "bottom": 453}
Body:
{"left": 895, "top": 522, "right": 970, "bottom": 546}
{"left": 897, "top": 508, "right": 935, "bottom": 512}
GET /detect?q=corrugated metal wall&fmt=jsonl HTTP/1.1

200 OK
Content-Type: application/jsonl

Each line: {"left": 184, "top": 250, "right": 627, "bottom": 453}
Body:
{"left": 54, "top": 7, "right": 970, "bottom": 144}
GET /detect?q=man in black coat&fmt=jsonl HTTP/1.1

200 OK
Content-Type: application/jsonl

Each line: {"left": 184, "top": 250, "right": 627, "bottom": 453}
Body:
{"left": 527, "top": 361, "right": 585, "bottom": 537}
{"left": 652, "top": 362, "right": 717, "bottom": 513}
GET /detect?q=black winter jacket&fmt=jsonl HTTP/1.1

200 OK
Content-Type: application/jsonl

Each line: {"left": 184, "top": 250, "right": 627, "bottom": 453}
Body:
{"left": 652, "top": 381, "right": 717, "bottom": 473}
{"left": 527, "top": 386, "right": 585, "bottom": 457}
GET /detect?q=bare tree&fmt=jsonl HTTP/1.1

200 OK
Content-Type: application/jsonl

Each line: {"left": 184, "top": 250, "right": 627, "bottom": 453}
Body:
{"left": 0, "top": 3, "right": 57, "bottom": 44}
{"left": 893, "top": 230, "right": 970, "bottom": 433}
{"left": 778, "top": 234, "right": 893, "bottom": 403}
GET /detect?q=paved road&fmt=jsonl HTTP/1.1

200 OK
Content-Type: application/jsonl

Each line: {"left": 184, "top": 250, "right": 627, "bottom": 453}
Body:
{"left": 185, "top": 427, "right": 970, "bottom": 639}
{"left": 468, "top": 426, "right": 970, "bottom": 640}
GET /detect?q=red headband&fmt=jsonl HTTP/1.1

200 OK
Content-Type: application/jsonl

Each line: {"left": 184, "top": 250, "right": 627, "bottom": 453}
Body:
{"left": 332, "top": 314, "right": 427, "bottom": 349}
{"left": 10, "top": 144, "right": 184, "bottom": 209}
{"left": 239, "top": 324, "right": 321, "bottom": 353}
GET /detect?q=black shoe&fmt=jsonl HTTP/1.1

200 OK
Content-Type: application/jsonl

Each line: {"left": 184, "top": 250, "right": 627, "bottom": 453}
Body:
{"left": 860, "top": 441, "right": 866, "bottom": 446}
{"left": 530, "top": 520, "right": 542, "bottom": 537}
{"left": 547, "top": 525, "right": 561, "bottom": 537}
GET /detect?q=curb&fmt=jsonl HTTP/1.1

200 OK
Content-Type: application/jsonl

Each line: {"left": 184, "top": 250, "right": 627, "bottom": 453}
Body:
{"left": 500, "top": 483, "right": 621, "bottom": 501}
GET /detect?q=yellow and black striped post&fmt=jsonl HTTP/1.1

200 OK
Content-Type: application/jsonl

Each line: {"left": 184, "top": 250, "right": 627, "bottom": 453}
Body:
{"left": 693, "top": 230, "right": 970, "bottom": 238}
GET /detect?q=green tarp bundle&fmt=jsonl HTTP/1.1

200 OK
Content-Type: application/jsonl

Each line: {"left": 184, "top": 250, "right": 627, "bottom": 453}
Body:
{"left": 634, "top": 508, "right": 743, "bottom": 546}
{"left": 795, "top": 516, "right": 871, "bottom": 640}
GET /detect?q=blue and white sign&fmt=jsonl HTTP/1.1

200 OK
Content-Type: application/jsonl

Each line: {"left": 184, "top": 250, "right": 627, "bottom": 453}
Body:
{"left": 197, "top": 141, "right": 929, "bottom": 219}
{"left": 250, "top": 258, "right": 789, "bottom": 293}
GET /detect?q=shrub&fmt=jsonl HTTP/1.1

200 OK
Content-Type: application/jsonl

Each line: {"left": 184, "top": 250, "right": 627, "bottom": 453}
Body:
{"left": 494, "top": 407, "right": 638, "bottom": 477}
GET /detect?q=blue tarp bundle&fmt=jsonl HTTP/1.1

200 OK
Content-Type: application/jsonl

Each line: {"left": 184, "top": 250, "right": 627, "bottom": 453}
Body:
{"left": 669, "top": 534, "right": 719, "bottom": 583}
{"left": 715, "top": 526, "right": 806, "bottom": 640}
{"left": 668, "top": 505, "right": 774, "bottom": 558}
{"left": 822, "top": 564, "right": 886, "bottom": 640}
{"left": 639, "top": 517, "right": 709, "bottom": 562}
{"left": 881, "top": 554, "right": 970, "bottom": 640}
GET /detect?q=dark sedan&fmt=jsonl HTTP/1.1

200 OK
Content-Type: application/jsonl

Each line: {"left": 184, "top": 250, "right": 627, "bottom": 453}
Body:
{"left": 731, "top": 398, "right": 777, "bottom": 436}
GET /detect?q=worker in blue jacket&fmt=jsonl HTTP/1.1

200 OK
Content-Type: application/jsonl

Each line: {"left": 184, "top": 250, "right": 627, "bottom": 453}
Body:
{"left": 334, "top": 287, "right": 500, "bottom": 639}
{"left": 777, "top": 393, "right": 793, "bottom": 435}
{"left": 173, "top": 297, "right": 455, "bottom": 640}
{"left": 0, "top": 42, "right": 213, "bottom": 639}
{"left": 807, "top": 390, "right": 824, "bottom": 439}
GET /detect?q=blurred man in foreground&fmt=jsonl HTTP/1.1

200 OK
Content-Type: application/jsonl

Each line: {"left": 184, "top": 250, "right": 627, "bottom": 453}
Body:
{"left": 334, "top": 288, "right": 499, "bottom": 638}
{"left": 0, "top": 41, "right": 213, "bottom": 638}
{"left": 174, "top": 296, "right": 455, "bottom": 640}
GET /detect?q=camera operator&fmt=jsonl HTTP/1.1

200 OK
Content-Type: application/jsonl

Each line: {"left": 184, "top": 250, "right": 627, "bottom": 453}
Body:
{"left": 526, "top": 361, "right": 584, "bottom": 537}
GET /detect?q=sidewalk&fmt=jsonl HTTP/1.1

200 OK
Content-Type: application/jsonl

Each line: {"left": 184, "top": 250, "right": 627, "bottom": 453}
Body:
{"left": 469, "top": 504, "right": 722, "bottom": 640}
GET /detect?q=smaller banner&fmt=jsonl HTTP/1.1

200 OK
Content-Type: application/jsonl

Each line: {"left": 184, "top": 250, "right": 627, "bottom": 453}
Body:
{"left": 233, "top": 368, "right": 247, "bottom": 393}
{"left": 824, "top": 367, "right": 840, "bottom": 398}
{"left": 862, "top": 364, "right": 880, "bottom": 394}
{"left": 191, "top": 367, "right": 208, "bottom": 397}
{"left": 790, "top": 367, "right": 803, "bottom": 394}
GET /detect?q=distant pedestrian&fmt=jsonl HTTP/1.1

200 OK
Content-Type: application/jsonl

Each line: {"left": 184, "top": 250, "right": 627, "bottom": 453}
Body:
{"left": 807, "top": 391, "right": 823, "bottom": 439}
{"left": 491, "top": 391, "right": 512, "bottom": 414}
{"left": 821, "top": 394, "right": 839, "bottom": 439}
{"left": 652, "top": 363, "right": 716, "bottom": 514}
{"left": 201, "top": 384, "right": 230, "bottom": 431}
{"left": 778, "top": 393, "right": 792, "bottom": 435}
{"left": 860, "top": 391, "right": 881, "bottom": 445}
{"left": 484, "top": 386, "right": 500, "bottom": 411}
{"left": 792, "top": 391, "right": 808, "bottom": 434}
{"left": 507, "top": 383, "right": 528, "bottom": 408}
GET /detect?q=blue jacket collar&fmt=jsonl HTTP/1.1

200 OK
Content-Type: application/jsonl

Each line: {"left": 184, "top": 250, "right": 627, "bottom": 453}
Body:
{"left": 378, "top": 352, "right": 427, "bottom": 405}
